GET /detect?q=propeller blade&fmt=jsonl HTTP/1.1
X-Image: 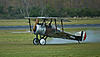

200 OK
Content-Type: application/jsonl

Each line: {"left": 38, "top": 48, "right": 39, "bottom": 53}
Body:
{"left": 33, "top": 18, "right": 39, "bottom": 32}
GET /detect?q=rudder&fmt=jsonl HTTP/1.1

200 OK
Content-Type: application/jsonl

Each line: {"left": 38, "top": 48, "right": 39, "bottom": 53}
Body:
{"left": 75, "top": 31, "right": 87, "bottom": 41}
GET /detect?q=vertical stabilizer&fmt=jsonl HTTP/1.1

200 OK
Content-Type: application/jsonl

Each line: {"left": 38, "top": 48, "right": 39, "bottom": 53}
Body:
{"left": 75, "top": 31, "right": 87, "bottom": 41}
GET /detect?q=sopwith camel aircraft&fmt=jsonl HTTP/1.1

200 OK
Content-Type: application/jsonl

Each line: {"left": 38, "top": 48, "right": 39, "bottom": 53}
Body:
{"left": 25, "top": 17, "right": 87, "bottom": 45}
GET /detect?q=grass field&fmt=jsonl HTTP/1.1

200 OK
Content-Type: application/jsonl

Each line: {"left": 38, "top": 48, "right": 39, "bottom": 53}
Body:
{"left": 0, "top": 29, "right": 100, "bottom": 57}
{"left": 0, "top": 18, "right": 100, "bottom": 26}
{"left": 0, "top": 18, "right": 100, "bottom": 57}
{"left": 0, "top": 19, "right": 28, "bottom": 26}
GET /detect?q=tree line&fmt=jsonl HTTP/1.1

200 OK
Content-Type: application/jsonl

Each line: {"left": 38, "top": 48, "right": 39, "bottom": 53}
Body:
{"left": 0, "top": 5, "right": 100, "bottom": 19}
{"left": 0, "top": 0, "right": 100, "bottom": 19}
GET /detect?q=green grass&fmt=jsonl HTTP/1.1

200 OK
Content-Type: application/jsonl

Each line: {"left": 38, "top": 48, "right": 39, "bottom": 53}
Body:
{"left": 63, "top": 19, "right": 100, "bottom": 24}
{"left": 0, "top": 29, "right": 100, "bottom": 57}
{"left": 0, "top": 18, "right": 100, "bottom": 57}
{"left": 0, "top": 18, "right": 100, "bottom": 26}
{"left": 64, "top": 27, "right": 100, "bottom": 32}
{"left": 0, "top": 19, "right": 29, "bottom": 26}
{"left": 0, "top": 42, "right": 100, "bottom": 57}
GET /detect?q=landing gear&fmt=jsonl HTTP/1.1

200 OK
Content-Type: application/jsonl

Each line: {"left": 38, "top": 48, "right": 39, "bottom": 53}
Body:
{"left": 33, "top": 35, "right": 47, "bottom": 45}
{"left": 33, "top": 34, "right": 40, "bottom": 45}
{"left": 33, "top": 38, "right": 39, "bottom": 45}
{"left": 40, "top": 39, "right": 46, "bottom": 45}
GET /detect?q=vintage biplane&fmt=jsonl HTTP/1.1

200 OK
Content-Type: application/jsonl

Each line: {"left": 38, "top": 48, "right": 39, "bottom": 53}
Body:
{"left": 25, "top": 17, "right": 87, "bottom": 45}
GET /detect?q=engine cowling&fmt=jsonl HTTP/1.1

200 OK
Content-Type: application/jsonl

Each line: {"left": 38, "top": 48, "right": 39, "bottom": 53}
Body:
{"left": 34, "top": 24, "right": 46, "bottom": 35}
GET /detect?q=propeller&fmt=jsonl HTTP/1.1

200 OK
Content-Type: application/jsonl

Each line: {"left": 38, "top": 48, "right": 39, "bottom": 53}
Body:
{"left": 33, "top": 18, "right": 39, "bottom": 33}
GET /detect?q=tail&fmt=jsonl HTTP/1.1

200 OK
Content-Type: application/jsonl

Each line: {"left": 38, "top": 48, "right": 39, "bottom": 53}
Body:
{"left": 75, "top": 31, "right": 87, "bottom": 41}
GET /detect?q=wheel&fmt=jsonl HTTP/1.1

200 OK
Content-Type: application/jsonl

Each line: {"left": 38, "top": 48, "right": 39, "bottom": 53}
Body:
{"left": 33, "top": 38, "right": 39, "bottom": 45}
{"left": 40, "top": 39, "right": 46, "bottom": 45}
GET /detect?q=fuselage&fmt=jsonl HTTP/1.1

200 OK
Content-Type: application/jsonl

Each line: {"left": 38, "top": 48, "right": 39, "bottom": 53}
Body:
{"left": 34, "top": 24, "right": 60, "bottom": 37}
{"left": 32, "top": 18, "right": 86, "bottom": 41}
{"left": 33, "top": 24, "right": 74, "bottom": 39}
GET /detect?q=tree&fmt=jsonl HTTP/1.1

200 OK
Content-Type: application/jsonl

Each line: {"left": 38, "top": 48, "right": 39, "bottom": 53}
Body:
{"left": 0, "top": 5, "right": 4, "bottom": 14}
{"left": 29, "top": 6, "right": 41, "bottom": 17}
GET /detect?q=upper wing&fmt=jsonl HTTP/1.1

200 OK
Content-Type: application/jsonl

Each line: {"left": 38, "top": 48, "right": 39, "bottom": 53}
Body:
{"left": 25, "top": 17, "right": 57, "bottom": 19}
{"left": 25, "top": 17, "right": 71, "bottom": 22}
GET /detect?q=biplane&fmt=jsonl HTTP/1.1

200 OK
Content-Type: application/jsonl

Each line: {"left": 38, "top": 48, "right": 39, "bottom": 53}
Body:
{"left": 25, "top": 17, "right": 87, "bottom": 45}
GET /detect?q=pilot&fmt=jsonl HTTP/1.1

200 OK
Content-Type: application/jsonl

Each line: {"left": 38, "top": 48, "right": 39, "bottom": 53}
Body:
{"left": 48, "top": 19, "right": 52, "bottom": 28}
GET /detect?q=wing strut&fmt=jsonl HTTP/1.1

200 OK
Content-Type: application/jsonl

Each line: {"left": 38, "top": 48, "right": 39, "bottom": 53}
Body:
{"left": 61, "top": 19, "right": 64, "bottom": 32}
{"left": 28, "top": 18, "right": 32, "bottom": 32}
{"left": 54, "top": 19, "right": 57, "bottom": 32}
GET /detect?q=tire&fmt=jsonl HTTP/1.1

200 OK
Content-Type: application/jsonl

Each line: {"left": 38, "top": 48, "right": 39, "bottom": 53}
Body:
{"left": 33, "top": 38, "right": 39, "bottom": 45}
{"left": 40, "top": 39, "right": 46, "bottom": 45}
